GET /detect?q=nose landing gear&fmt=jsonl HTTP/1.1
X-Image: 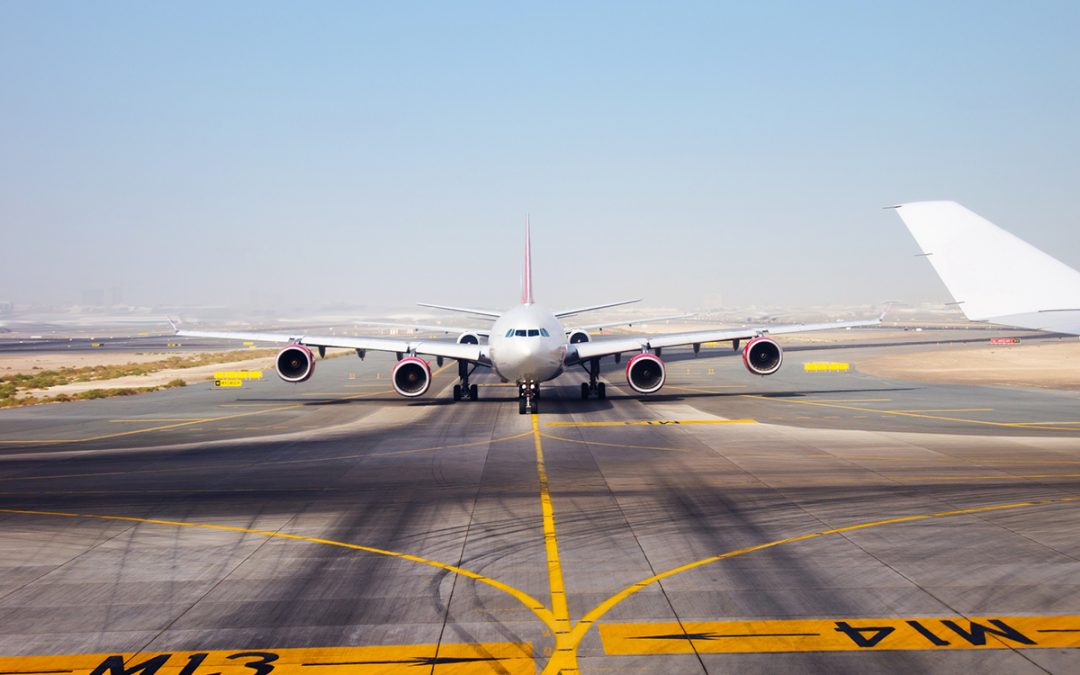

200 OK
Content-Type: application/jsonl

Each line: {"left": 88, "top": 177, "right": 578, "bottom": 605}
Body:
{"left": 579, "top": 357, "right": 607, "bottom": 400}
{"left": 518, "top": 380, "right": 539, "bottom": 414}
{"left": 453, "top": 361, "right": 480, "bottom": 401}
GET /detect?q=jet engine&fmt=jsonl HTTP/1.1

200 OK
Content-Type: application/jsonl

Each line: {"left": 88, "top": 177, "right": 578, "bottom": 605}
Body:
{"left": 392, "top": 357, "right": 432, "bottom": 397}
{"left": 457, "top": 332, "right": 481, "bottom": 345}
{"left": 276, "top": 344, "right": 316, "bottom": 383}
{"left": 742, "top": 336, "right": 783, "bottom": 375}
{"left": 625, "top": 353, "right": 666, "bottom": 394}
{"left": 568, "top": 330, "right": 590, "bottom": 344}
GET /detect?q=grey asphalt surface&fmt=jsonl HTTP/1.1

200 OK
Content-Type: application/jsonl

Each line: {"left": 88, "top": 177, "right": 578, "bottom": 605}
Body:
{"left": 0, "top": 334, "right": 1078, "bottom": 673}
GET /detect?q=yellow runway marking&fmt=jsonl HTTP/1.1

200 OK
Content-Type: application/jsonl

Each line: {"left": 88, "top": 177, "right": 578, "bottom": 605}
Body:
{"left": 600, "top": 615, "right": 1080, "bottom": 654}
{"left": 888, "top": 408, "right": 994, "bottom": 413}
{"left": 539, "top": 494, "right": 1080, "bottom": 673}
{"left": 0, "top": 642, "right": 535, "bottom": 674}
{"left": 546, "top": 419, "right": 756, "bottom": 427}
{"left": 3, "top": 494, "right": 1078, "bottom": 672}
{"left": 532, "top": 415, "right": 574, "bottom": 667}
{"left": 108, "top": 418, "right": 211, "bottom": 423}
{"left": 0, "top": 508, "right": 559, "bottom": 634}
{"left": 743, "top": 394, "right": 1080, "bottom": 432}
{"left": 539, "top": 431, "right": 691, "bottom": 453}
{"left": 803, "top": 398, "right": 892, "bottom": 403}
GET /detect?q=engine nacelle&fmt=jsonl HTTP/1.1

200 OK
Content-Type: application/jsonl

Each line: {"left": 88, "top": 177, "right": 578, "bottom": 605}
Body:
{"left": 276, "top": 344, "right": 316, "bottom": 383}
{"left": 392, "top": 357, "right": 432, "bottom": 397}
{"left": 457, "top": 332, "right": 481, "bottom": 345}
{"left": 568, "top": 330, "right": 590, "bottom": 344}
{"left": 743, "top": 336, "right": 783, "bottom": 375}
{"left": 626, "top": 353, "right": 666, "bottom": 394}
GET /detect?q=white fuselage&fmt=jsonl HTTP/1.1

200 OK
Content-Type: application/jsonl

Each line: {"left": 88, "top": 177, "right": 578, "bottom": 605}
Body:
{"left": 488, "top": 304, "right": 567, "bottom": 383}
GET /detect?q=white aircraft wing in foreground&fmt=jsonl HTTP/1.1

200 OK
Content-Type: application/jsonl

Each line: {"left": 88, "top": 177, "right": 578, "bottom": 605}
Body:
{"left": 894, "top": 201, "right": 1080, "bottom": 335}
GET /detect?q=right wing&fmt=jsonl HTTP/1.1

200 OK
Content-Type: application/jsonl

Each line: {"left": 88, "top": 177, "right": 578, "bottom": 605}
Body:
{"left": 175, "top": 327, "right": 488, "bottom": 363}
{"left": 567, "top": 318, "right": 880, "bottom": 364}
{"left": 894, "top": 201, "right": 1080, "bottom": 334}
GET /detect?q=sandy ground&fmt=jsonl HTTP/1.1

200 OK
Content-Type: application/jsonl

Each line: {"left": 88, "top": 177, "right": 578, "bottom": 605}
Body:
{"left": 0, "top": 350, "right": 278, "bottom": 399}
{"left": 0, "top": 351, "right": 191, "bottom": 376}
{"left": 34, "top": 354, "right": 281, "bottom": 396}
{"left": 859, "top": 340, "right": 1080, "bottom": 391}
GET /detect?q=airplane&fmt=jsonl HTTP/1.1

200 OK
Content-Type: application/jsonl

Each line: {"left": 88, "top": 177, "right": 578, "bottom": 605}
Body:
{"left": 893, "top": 201, "right": 1080, "bottom": 336}
{"left": 174, "top": 221, "right": 880, "bottom": 414}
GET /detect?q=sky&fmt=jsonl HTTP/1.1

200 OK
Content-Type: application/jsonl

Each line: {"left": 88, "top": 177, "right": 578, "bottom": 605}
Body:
{"left": 2, "top": 1, "right": 1079, "bottom": 312}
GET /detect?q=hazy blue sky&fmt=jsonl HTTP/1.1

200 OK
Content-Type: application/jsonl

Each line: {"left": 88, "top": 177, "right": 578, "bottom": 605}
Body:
{"left": 2, "top": 2, "right": 1079, "bottom": 311}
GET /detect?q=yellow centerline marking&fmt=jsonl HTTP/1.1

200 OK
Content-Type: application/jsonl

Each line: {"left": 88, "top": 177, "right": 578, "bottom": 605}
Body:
{"left": 0, "top": 507, "right": 559, "bottom": 634}
{"left": 532, "top": 415, "right": 573, "bottom": 663}
{"left": 887, "top": 408, "right": 994, "bottom": 413}
{"left": 546, "top": 419, "right": 756, "bottom": 427}
{"left": 540, "top": 431, "right": 690, "bottom": 453}
{"left": 108, "top": 418, "right": 211, "bottom": 423}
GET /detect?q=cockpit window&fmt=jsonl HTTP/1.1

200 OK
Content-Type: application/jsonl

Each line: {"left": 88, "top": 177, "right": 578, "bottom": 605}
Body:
{"left": 526, "top": 329, "right": 539, "bottom": 337}
{"left": 505, "top": 329, "right": 515, "bottom": 337}
{"left": 539, "top": 328, "right": 550, "bottom": 337}
{"left": 514, "top": 329, "right": 527, "bottom": 337}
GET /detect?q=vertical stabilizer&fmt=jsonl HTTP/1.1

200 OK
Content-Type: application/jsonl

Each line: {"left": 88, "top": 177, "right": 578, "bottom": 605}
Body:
{"left": 522, "top": 215, "right": 534, "bottom": 304}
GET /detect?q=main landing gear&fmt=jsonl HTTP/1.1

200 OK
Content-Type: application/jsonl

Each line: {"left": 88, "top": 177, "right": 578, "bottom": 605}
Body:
{"left": 580, "top": 357, "right": 607, "bottom": 400}
{"left": 452, "top": 361, "right": 480, "bottom": 401}
{"left": 518, "top": 380, "right": 539, "bottom": 415}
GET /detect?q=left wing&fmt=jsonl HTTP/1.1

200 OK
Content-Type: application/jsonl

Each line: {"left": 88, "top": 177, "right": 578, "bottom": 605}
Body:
{"left": 554, "top": 299, "right": 641, "bottom": 319}
{"left": 354, "top": 320, "right": 491, "bottom": 337}
{"left": 566, "top": 318, "right": 879, "bottom": 364}
{"left": 175, "top": 327, "right": 488, "bottom": 363}
{"left": 570, "top": 314, "right": 692, "bottom": 332}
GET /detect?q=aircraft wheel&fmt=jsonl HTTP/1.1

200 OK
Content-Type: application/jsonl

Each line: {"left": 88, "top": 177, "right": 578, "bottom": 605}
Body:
{"left": 531, "top": 398, "right": 539, "bottom": 414}
{"left": 469, "top": 384, "right": 478, "bottom": 400}
{"left": 598, "top": 382, "right": 607, "bottom": 399}
{"left": 519, "top": 397, "right": 527, "bottom": 415}
{"left": 581, "top": 382, "right": 589, "bottom": 399}
{"left": 453, "top": 384, "right": 462, "bottom": 401}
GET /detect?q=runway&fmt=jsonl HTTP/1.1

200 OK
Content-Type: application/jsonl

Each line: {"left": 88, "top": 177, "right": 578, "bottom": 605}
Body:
{"left": 1, "top": 339, "right": 1079, "bottom": 673}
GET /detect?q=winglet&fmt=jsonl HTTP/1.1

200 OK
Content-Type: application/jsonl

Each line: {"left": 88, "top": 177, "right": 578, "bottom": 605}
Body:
{"left": 522, "top": 214, "right": 534, "bottom": 305}
{"left": 165, "top": 316, "right": 179, "bottom": 333}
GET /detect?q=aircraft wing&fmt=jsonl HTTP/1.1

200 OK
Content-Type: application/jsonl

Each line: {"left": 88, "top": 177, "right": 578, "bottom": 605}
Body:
{"left": 175, "top": 328, "right": 488, "bottom": 363}
{"left": 566, "top": 318, "right": 880, "bottom": 364}
{"left": 353, "top": 320, "right": 490, "bottom": 337}
{"left": 554, "top": 299, "right": 641, "bottom": 319}
{"left": 894, "top": 201, "right": 1080, "bottom": 334}
{"left": 570, "top": 314, "right": 692, "bottom": 332}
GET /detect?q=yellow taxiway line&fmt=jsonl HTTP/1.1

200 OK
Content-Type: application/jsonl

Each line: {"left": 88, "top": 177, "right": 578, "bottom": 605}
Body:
{"left": 546, "top": 419, "right": 756, "bottom": 427}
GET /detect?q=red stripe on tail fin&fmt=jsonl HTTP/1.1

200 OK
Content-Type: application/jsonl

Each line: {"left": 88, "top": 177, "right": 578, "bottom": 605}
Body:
{"left": 522, "top": 215, "right": 534, "bottom": 304}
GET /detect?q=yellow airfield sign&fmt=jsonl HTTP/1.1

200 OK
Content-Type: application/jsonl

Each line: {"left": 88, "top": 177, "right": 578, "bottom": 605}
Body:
{"left": 213, "top": 371, "right": 262, "bottom": 388}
